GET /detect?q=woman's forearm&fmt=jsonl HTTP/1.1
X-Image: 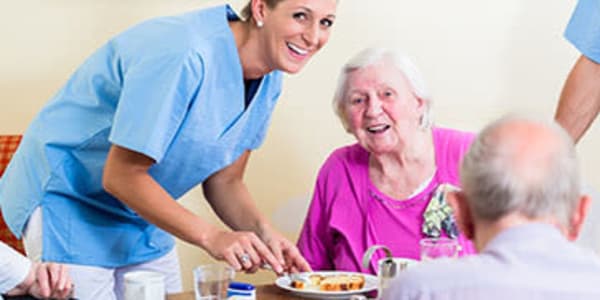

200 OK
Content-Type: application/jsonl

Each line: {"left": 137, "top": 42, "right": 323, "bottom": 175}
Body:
{"left": 103, "top": 145, "right": 219, "bottom": 248}
{"left": 202, "top": 151, "right": 271, "bottom": 235}
{"left": 204, "top": 177, "right": 272, "bottom": 235}
{"left": 555, "top": 55, "right": 600, "bottom": 143}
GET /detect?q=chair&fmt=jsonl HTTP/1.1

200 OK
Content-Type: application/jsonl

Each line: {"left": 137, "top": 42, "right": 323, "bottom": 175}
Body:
{"left": 0, "top": 135, "right": 25, "bottom": 255}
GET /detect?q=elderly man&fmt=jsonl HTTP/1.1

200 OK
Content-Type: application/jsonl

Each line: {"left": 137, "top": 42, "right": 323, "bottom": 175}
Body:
{"left": 382, "top": 116, "right": 600, "bottom": 299}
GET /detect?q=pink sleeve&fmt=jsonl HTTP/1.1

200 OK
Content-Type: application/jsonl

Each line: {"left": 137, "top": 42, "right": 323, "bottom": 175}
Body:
{"left": 434, "top": 128, "right": 478, "bottom": 255}
{"left": 296, "top": 157, "right": 337, "bottom": 271}
{"left": 434, "top": 128, "right": 476, "bottom": 184}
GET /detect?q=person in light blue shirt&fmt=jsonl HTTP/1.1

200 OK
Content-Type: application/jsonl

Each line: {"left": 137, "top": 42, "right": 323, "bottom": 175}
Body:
{"left": 555, "top": 0, "right": 600, "bottom": 142}
{"left": 382, "top": 115, "right": 600, "bottom": 300}
{"left": 0, "top": 0, "right": 337, "bottom": 299}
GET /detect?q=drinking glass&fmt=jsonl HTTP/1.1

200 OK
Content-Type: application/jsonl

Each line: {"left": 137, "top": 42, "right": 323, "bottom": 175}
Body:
{"left": 419, "top": 237, "right": 459, "bottom": 261}
{"left": 193, "top": 264, "right": 235, "bottom": 300}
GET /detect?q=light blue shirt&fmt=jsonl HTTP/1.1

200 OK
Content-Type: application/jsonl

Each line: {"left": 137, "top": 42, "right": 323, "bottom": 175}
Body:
{"left": 383, "top": 223, "right": 600, "bottom": 300}
{"left": 0, "top": 4, "right": 282, "bottom": 267}
{"left": 565, "top": 0, "right": 600, "bottom": 63}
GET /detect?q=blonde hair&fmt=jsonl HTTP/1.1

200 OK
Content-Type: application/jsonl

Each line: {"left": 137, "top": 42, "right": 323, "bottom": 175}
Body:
{"left": 240, "top": 0, "right": 287, "bottom": 21}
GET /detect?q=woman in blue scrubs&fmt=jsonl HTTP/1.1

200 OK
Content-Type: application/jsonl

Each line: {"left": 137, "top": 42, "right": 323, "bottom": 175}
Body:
{"left": 0, "top": 0, "right": 337, "bottom": 298}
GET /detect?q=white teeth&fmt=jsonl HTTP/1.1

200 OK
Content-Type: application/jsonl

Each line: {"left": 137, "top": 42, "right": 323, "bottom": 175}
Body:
{"left": 367, "top": 124, "right": 390, "bottom": 133}
{"left": 287, "top": 42, "right": 308, "bottom": 55}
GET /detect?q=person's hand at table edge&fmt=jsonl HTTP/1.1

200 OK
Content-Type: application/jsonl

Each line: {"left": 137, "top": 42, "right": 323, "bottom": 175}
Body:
{"left": 5, "top": 262, "right": 73, "bottom": 299}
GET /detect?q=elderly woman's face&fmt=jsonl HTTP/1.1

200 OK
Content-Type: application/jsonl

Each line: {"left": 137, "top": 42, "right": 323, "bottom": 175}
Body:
{"left": 342, "top": 62, "right": 425, "bottom": 154}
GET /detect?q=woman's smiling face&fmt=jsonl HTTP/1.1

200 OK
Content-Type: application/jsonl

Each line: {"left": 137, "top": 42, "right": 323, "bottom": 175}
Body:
{"left": 343, "top": 61, "right": 426, "bottom": 155}
{"left": 258, "top": 0, "right": 337, "bottom": 74}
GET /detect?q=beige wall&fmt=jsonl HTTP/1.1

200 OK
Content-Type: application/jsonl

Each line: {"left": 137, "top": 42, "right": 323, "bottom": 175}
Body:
{"left": 2, "top": 0, "right": 598, "bottom": 291}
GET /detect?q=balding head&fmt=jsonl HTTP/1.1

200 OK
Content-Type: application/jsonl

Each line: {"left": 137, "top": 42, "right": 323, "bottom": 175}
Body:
{"left": 460, "top": 115, "right": 580, "bottom": 228}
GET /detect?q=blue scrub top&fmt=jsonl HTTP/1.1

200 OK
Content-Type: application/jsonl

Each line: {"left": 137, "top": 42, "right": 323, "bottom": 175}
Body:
{"left": 565, "top": 0, "right": 600, "bottom": 63}
{"left": 0, "top": 4, "right": 283, "bottom": 267}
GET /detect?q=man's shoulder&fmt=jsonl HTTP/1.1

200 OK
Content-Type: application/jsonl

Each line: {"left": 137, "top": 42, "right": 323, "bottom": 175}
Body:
{"left": 385, "top": 238, "right": 600, "bottom": 299}
{"left": 389, "top": 255, "right": 487, "bottom": 292}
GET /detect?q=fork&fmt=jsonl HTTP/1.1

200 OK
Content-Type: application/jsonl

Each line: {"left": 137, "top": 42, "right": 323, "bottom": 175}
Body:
{"left": 262, "top": 264, "right": 308, "bottom": 283}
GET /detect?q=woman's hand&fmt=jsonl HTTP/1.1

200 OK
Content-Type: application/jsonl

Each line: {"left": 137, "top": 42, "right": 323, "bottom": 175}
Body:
{"left": 7, "top": 262, "right": 73, "bottom": 299}
{"left": 201, "top": 151, "right": 307, "bottom": 274}
{"left": 202, "top": 229, "right": 284, "bottom": 274}
{"left": 260, "top": 227, "right": 312, "bottom": 274}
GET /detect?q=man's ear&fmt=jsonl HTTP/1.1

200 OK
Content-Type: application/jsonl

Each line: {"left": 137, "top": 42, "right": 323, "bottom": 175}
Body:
{"left": 567, "top": 195, "right": 591, "bottom": 241}
{"left": 447, "top": 190, "right": 475, "bottom": 240}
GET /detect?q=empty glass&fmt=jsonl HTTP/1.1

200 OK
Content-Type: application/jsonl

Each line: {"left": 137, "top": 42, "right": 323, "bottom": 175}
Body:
{"left": 419, "top": 237, "right": 460, "bottom": 261}
{"left": 193, "top": 264, "right": 235, "bottom": 300}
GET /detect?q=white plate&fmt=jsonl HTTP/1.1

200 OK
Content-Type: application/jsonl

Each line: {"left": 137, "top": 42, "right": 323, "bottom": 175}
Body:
{"left": 275, "top": 271, "right": 378, "bottom": 299}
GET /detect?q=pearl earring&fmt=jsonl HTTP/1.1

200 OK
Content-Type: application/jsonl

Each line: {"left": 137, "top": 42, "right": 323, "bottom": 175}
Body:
{"left": 256, "top": 20, "right": 264, "bottom": 28}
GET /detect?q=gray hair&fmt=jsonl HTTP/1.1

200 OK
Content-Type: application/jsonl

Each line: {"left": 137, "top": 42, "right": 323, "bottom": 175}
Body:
{"left": 332, "top": 47, "right": 432, "bottom": 132}
{"left": 460, "top": 115, "right": 580, "bottom": 227}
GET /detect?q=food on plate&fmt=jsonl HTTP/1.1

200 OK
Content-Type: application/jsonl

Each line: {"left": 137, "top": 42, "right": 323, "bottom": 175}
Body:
{"left": 309, "top": 274, "right": 324, "bottom": 286}
{"left": 290, "top": 279, "right": 305, "bottom": 289}
{"left": 320, "top": 274, "right": 365, "bottom": 291}
{"left": 290, "top": 273, "right": 365, "bottom": 291}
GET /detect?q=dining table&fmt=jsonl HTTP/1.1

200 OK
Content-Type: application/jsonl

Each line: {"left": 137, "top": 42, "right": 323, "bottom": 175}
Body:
{"left": 166, "top": 284, "right": 305, "bottom": 300}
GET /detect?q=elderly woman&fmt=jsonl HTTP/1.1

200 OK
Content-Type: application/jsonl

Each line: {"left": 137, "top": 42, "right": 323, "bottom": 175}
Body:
{"left": 297, "top": 48, "right": 475, "bottom": 274}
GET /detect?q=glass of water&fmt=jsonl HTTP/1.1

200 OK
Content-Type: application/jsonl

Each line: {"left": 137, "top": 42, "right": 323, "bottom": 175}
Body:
{"left": 193, "top": 264, "right": 235, "bottom": 300}
{"left": 419, "top": 237, "right": 460, "bottom": 261}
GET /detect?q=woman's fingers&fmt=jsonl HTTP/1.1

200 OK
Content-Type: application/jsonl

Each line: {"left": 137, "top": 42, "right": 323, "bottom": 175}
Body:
{"left": 208, "top": 230, "right": 286, "bottom": 274}
{"left": 267, "top": 239, "right": 285, "bottom": 268}
{"left": 238, "top": 239, "right": 261, "bottom": 272}
{"left": 264, "top": 234, "right": 311, "bottom": 274}
{"left": 248, "top": 235, "right": 282, "bottom": 274}
{"left": 286, "top": 246, "right": 312, "bottom": 272}
{"left": 224, "top": 250, "right": 242, "bottom": 271}
{"left": 273, "top": 240, "right": 311, "bottom": 273}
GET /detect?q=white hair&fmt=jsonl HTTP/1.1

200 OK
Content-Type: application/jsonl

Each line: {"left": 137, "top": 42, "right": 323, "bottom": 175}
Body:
{"left": 332, "top": 47, "right": 432, "bottom": 132}
{"left": 460, "top": 115, "right": 580, "bottom": 227}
